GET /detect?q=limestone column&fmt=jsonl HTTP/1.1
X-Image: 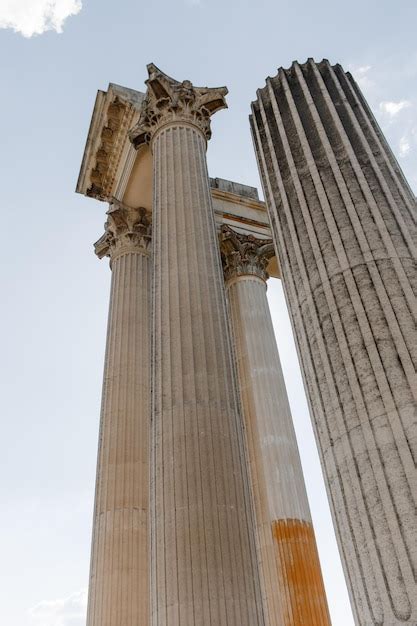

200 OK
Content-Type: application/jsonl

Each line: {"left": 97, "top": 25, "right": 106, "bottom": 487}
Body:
{"left": 86, "top": 203, "right": 151, "bottom": 626}
{"left": 250, "top": 59, "right": 417, "bottom": 625}
{"left": 129, "top": 64, "right": 264, "bottom": 626}
{"left": 220, "top": 225, "right": 331, "bottom": 626}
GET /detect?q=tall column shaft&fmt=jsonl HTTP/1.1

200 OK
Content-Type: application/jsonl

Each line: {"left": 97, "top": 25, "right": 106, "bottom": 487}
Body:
{"left": 87, "top": 205, "right": 151, "bottom": 626}
{"left": 150, "top": 122, "right": 262, "bottom": 626}
{"left": 221, "top": 227, "right": 330, "bottom": 626}
{"left": 250, "top": 59, "right": 417, "bottom": 625}
{"left": 129, "top": 65, "right": 264, "bottom": 625}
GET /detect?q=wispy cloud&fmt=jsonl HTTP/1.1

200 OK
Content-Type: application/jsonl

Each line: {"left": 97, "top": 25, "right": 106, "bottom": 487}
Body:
{"left": 377, "top": 99, "right": 416, "bottom": 160}
{"left": 0, "top": 0, "right": 82, "bottom": 38}
{"left": 28, "top": 589, "right": 87, "bottom": 626}
{"left": 397, "top": 126, "right": 417, "bottom": 159}
{"left": 379, "top": 100, "right": 411, "bottom": 117}
{"left": 399, "top": 135, "right": 411, "bottom": 157}
{"left": 347, "top": 61, "right": 417, "bottom": 188}
{"left": 356, "top": 65, "right": 372, "bottom": 75}
{"left": 350, "top": 64, "right": 374, "bottom": 91}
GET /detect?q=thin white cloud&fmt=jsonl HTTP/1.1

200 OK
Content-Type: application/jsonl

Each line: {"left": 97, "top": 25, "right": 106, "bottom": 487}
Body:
{"left": 399, "top": 135, "right": 411, "bottom": 157}
{"left": 0, "top": 0, "right": 82, "bottom": 38}
{"left": 379, "top": 100, "right": 411, "bottom": 117}
{"left": 356, "top": 65, "right": 372, "bottom": 75}
{"left": 349, "top": 64, "right": 374, "bottom": 91}
{"left": 398, "top": 126, "right": 417, "bottom": 159}
{"left": 376, "top": 98, "right": 416, "bottom": 160}
{"left": 28, "top": 589, "right": 87, "bottom": 626}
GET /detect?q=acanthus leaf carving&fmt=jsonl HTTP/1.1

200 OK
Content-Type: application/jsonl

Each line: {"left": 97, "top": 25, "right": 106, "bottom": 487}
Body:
{"left": 95, "top": 200, "right": 152, "bottom": 262}
{"left": 87, "top": 95, "right": 138, "bottom": 201}
{"left": 129, "top": 63, "right": 228, "bottom": 148}
{"left": 219, "top": 225, "right": 274, "bottom": 283}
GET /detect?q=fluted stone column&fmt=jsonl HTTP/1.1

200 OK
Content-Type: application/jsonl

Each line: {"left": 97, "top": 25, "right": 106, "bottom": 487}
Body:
{"left": 86, "top": 203, "right": 151, "bottom": 626}
{"left": 130, "top": 64, "right": 264, "bottom": 626}
{"left": 250, "top": 59, "right": 417, "bottom": 625}
{"left": 220, "top": 225, "right": 331, "bottom": 626}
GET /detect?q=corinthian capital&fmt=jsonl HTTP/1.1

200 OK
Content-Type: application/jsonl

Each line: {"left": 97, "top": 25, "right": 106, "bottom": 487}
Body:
{"left": 219, "top": 225, "right": 274, "bottom": 283}
{"left": 95, "top": 201, "right": 151, "bottom": 262}
{"left": 129, "top": 63, "right": 228, "bottom": 147}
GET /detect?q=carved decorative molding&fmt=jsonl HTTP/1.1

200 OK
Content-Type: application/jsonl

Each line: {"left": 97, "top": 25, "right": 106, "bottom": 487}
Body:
{"left": 129, "top": 63, "right": 228, "bottom": 147}
{"left": 86, "top": 98, "right": 137, "bottom": 201}
{"left": 219, "top": 225, "right": 274, "bottom": 283}
{"left": 95, "top": 201, "right": 151, "bottom": 262}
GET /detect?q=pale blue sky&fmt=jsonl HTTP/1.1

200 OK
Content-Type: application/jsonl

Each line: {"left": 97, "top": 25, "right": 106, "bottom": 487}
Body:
{"left": 0, "top": 1, "right": 416, "bottom": 625}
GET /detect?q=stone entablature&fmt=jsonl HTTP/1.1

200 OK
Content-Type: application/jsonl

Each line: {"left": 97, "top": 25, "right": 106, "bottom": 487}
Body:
{"left": 76, "top": 84, "right": 144, "bottom": 201}
{"left": 75, "top": 84, "right": 279, "bottom": 280}
{"left": 129, "top": 63, "right": 228, "bottom": 147}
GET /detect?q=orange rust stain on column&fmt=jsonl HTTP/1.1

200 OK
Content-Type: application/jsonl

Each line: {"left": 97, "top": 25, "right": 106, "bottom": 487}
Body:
{"left": 272, "top": 519, "right": 331, "bottom": 626}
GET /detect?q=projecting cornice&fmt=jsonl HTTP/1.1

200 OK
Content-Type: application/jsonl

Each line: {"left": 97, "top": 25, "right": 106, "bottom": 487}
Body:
{"left": 76, "top": 84, "right": 145, "bottom": 201}
{"left": 129, "top": 63, "right": 228, "bottom": 148}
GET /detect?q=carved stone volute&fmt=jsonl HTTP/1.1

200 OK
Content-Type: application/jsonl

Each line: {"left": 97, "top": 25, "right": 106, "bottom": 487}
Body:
{"left": 129, "top": 63, "right": 228, "bottom": 148}
{"left": 219, "top": 225, "right": 274, "bottom": 283}
{"left": 94, "top": 201, "right": 151, "bottom": 263}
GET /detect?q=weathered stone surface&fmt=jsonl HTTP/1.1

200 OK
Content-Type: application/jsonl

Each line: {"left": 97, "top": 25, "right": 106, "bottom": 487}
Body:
{"left": 251, "top": 58, "right": 417, "bottom": 625}
{"left": 76, "top": 84, "right": 144, "bottom": 201}
{"left": 87, "top": 203, "right": 151, "bottom": 626}
{"left": 220, "top": 226, "right": 331, "bottom": 626}
{"left": 129, "top": 62, "right": 228, "bottom": 148}
{"left": 134, "top": 65, "right": 264, "bottom": 626}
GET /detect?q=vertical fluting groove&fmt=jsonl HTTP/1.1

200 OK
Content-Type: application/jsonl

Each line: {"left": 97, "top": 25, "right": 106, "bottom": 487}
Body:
{"left": 187, "top": 126, "right": 226, "bottom": 625}
{"left": 254, "top": 92, "right": 383, "bottom": 625}
{"left": 264, "top": 73, "right": 396, "bottom": 620}
{"left": 283, "top": 63, "right": 417, "bottom": 604}
{"left": 342, "top": 71, "right": 417, "bottom": 223}
{"left": 326, "top": 66, "right": 417, "bottom": 257}
{"left": 251, "top": 59, "right": 417, "bottom": 625}
{"left": 193, "top": 126, "right": 240, "bottom": 626}
{"left": 307, "top": 62, "right": 417, "bottom": 363}
{"left": 151, "top": 122, "right": 264, "bottom": 625}
{"left": 177, "top": 127, "right": 196, "bottom": 626}
{"left": 228, "top": 278, "right": 281, "bottom": 626}
{"left": 167, "top": 127, "right": 179, "bottom": 625}
{"left": 196, "top": 130, "right": 239, "bottom": 626}
{"left": 251, "top": 106, "right": 362, "bottom": 622}
{"left": 290, "top": 61, "right": 416, "bottom": 467}
{"left": 161, "top": 130, "right": 168, "bottom": 625}
{"left": 87, "top": 248, "right": 150, "bottom": 626}
{"left": 293, "top": 63, "right": 417, "bottom": 390}
{"left": 151, "top": 135, "right": 161, "bottom": 626}
{"left": 183, "top": 128, "right": 204, "bottom": 623}
{"left": 290, "top": 62, "right": 417, "bottom": 524}
{"left": 200, "top": 127, "right": 260, "bottom": 625}
{"left": 227, "top": 279, "right": 276, "bottom": 626}
{"left": 226, "top": 273, "right": 330, "bottom": 625}
{"left": 272, "top": 63, "right": 417, "bottom": 592}
{"left": 334, "top": 66, "right": 417, "bottom": 229}
{"left": 183, "top": 124, "right": 210, "bottom": 623}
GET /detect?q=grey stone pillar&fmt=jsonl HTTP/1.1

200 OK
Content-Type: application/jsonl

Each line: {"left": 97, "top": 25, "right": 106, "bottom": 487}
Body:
{"left": 250, "top": 58, "right": 417, "bottom": 625}
{"left": 86, "top": 203, "right": 151, "bottom": 626}
{"left": 130, "top": 64, "right": 264, "bottom": 626}
{"left": 220, "top": 225, "right": 331, "bottom": 626}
